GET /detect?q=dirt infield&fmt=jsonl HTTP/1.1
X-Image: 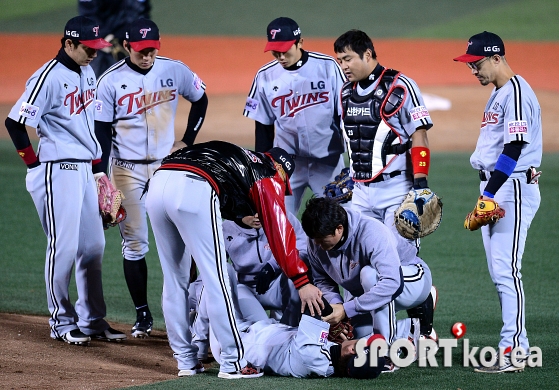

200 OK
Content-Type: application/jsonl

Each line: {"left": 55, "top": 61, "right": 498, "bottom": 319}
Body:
{"left": 1, "top": 35, "right": 558, "bottom": 390}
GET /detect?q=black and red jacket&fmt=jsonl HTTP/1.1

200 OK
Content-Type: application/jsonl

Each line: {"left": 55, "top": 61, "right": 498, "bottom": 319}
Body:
{"left": 157, "top": 140, "right": 309, "bottom": 288}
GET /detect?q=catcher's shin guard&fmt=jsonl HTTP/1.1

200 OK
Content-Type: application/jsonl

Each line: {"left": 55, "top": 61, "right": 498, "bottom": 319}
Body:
{"left": 407, "top": 290, "right": 435, "bottom": 336}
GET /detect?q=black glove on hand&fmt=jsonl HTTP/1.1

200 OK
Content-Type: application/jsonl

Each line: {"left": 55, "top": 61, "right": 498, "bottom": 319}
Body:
{"left": 255, "top": 263, "right": 275, "bottom": 295}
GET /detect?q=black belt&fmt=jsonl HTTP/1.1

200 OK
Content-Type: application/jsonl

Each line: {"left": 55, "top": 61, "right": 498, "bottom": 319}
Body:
{"left": 114, "top": 158, "right": 158, "bottom": 165}
{"left": 363, "top": 170, "right": 403, "bottom": 186}
{"left": 479, "top": 169, "right": 531, "bottom": 182}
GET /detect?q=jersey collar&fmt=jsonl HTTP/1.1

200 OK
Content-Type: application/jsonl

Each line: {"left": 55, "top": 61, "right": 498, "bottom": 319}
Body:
{"left": 357, "top": 63, "right": 385, "bottom": 89}
{"left": 55, "top": 48, "right": 82, "bottom": 75}
{"left": 125, "top": 57, "right": 153, "bottom": 75}
{"left": 284, "top": 49, "right": 309, "bottom": 71}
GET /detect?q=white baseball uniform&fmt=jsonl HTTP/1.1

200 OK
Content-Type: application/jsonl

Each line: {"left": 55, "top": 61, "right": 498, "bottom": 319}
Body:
{"left": 471, "top": 75, "right": 542, "bottom": 353}
{"left": 7, "top": 49, "right": 110, "bottom": 339}
{"left": 244, "top": 50, "right": 347, "bottom": 215}
{"left": 96, "top": 56, "right": 206, "bottom": 263}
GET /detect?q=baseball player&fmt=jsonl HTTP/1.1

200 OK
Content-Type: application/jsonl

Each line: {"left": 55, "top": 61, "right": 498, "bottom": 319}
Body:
{"left": 94, "top": 18, "right": 208, "bottom": 338}
{"left": 454, "top": 32, "right": 542, "bottom": 373}
{"left": 78, "top": 0, "right": 152, "bottom": 76}
{"left": 301, "top": 197, "right": 433, "bottom": 372}
{"left": 243, "top": 17, "right": 347, "bottom": 216}
{"left": 333, "top": 29, "right": 438, "bottom": 342}
{"left": 222, "top": 210, "right": 307, "bottom": 326}
{"left": 4, "top": 16, "right": 126, "bottom": 344}
{"left": 144, "top": 141, "right": 324, "bottom": 378}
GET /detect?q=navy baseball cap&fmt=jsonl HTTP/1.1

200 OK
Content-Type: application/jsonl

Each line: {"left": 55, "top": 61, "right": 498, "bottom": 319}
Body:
{"left": 126, "top": 18, "right": 161, "bottom": 51}
{"left": 264, "top": 17, "right": 301, "bottom": 52}
{"left": 453, "top": 31, "right": 505, "bottom": 62}
{"left": 267, "top": 147, "right": 295, "bottom": 178}
{"left": 64, "top": 16, "right": 112, "bottom": 50}
{"left": 346, "top": 352, "right": 385, "bottom": 379}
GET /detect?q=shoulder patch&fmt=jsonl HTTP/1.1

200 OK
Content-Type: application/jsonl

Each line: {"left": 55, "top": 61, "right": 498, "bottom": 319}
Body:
{"left": 508, "top": 120, "right": 528, "bottom": 134}
{"left": 409, "top": 105, "right": 430, "bottom": 121}
{"left": 245, "top": 97, "right": 259, "bottom": 113}
{"left": 192, "top": 73, "right": 203, "bottom": 90}
{"left": 95, "top": 100, "right": 103, "bottom": 114}
{"left": 18, "top": 102, "right": 39, "bottom": 120}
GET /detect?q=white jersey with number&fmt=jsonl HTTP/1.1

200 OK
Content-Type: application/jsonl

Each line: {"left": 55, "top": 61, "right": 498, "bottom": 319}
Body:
{"left": 243, "top": 51, "right": 346, "bottom": 159}
{"left": 8, "top": 60, "right": 100, "bottom": 162}
{"left": 470, "top": 75, "right": 542, "bottom": 171}
{"left": 95, "top": 56, "right": 206, "bottom": 161}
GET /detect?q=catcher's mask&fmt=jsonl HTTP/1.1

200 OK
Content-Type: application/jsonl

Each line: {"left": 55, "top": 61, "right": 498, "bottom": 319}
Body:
{"left": 266, "top": 147, "right": 295, "bottom": 195}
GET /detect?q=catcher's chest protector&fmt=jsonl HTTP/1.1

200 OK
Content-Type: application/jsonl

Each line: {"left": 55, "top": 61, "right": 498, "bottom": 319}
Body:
{"left": 342, "top": 69, "right": 408, "bottom": 181}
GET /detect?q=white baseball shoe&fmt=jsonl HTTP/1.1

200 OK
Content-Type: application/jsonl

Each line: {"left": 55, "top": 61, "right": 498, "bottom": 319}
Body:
{"left": 474, "top": 355, "right": 525, "bottom": 373}
{"left": 218, "top": 363, "right": 263, "bottom": 379}
{"left": 178, "top": 362, "right": 205, "bottom": 377}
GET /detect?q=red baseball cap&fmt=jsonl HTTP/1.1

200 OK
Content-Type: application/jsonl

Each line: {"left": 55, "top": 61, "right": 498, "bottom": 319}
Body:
{"left": 64, "top": 16, "right": 112, "bottom": 50}
{"left": 453, "top": 31, "right": 505, "bottom": 63}
{"left": 264, "top": 17, "right": 301, "bottom": 52}
{"left": 126, "top": 18, "right": 161, "bottom": 51}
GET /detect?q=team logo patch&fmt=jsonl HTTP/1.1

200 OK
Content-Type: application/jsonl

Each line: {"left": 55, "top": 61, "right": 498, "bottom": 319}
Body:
{"left": 245, "top": 97, "right": 259, "bottom": 112}
{"left": 192, "top": 73, "right": 203, "bottom": 90}
{"left": 95, "top": 100, "right": 103, "bottom": 114}
{"left": 59, "top": 163, "right": 78, "bottom": 171}
{"left": 508, "top": 120, "right": 528, "bottom": 134}
{"left": 410, "top": 105, "right": 430, "bottom": 121}
{"left": 18, "top": 102, "right": 39, "bottom": 119}
{"left": 319, "top": 330, "right": 329, "bottom": 345}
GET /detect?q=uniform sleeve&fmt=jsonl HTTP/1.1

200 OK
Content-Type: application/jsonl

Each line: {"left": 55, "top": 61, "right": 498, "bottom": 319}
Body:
{"left": 248, "top": 174, "right": 309, "bottom": 288}
{"left": 8, "top": 73, "right": 50, "bottom": 129}
{"left": 502, "top": 80, "right": 534, "bottom": 145}
{"left": 331, "top": 61, "right": 347, "bottom": 122}
{"left": 308, "top": 244, "right": 344, "bottom": 304}
{"left": 243, "top": 71, "right": 275, "bottom": 125}
{"left": 397, "top": 75, "right": 433, "bottom": 134}
{"left": 343, "top": 225, "right": 403, "bottom": 317}
{"left": 95, "top": 77, "right": 116, "bottom": 123}
{"left": 178, "top": 64, "right": 206, "bottom": 103}
{"left": 288, "top": 211, "right": 309, "bottom": 266}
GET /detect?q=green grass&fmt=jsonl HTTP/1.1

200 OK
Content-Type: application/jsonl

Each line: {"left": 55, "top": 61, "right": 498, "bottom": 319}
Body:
{"left": 1, "top": 139, "right": 558, "bottom": 389}
{"left": 1, "top": 0, "right": 558, "bottom": 41}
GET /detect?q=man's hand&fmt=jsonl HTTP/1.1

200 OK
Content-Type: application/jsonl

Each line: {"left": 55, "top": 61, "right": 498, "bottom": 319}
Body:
{"left": 298, "top": 284, "right": 324, "bottom": 316}
{"left": 321, "top": 303, "right": 346, "bottom": 325}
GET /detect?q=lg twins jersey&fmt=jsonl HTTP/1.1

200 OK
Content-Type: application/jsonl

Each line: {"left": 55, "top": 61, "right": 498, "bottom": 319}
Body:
{"left": 243, "top": 51, "right": 346, "bottom": 159}
{"left": 470, "top": 75, "right": 542, "bottom": 171}
{"left": 8, "top": 60, "right": 100, "bottom": 162}
{"left": 96, "top": 56, "right": 206, "bottom": 161}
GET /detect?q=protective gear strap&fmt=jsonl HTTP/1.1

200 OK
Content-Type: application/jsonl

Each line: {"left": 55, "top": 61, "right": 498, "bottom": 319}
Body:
{"left": 411, "top": 146, "right": 430, "bottom": 175}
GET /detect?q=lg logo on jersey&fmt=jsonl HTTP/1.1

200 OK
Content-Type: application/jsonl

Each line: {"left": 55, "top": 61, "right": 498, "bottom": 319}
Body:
{"left": 160, "top": 79, "right": 174, "bottom": 87}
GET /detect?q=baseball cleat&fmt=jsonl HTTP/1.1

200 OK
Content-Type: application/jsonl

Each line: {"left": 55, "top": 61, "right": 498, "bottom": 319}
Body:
{"left": 218, "top": 362, "right": 264, "bottom": 379}
{"left": 178, "top": 362, "right": 205, "bottom": 377}
{"left": 474, "top": 356, "right": 525, "bottom": 373}
{"left": 59, "top": 329, "right": 91, "bottom": 345}
{"left": 91, "top": 327, "right": 127, "bottom": 342}
{"left": 132, "top": 311, "right": 153, "bottom": 338}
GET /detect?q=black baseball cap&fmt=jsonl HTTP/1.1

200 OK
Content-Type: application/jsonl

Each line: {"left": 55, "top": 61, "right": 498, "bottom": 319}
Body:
{"left": 64, "top": 16, "right": 112, "bottom": 50}
{"left": 453, "top": 31, "right": 505, "bottom": 63}
{"left": 267, "top": 147, "right": 295, "bottom": 178}
{"left": 126, "top": 18, "right": 161, "bottom": 51}
{"left": 264, "top": 17, "right": 301, "bottom": 52}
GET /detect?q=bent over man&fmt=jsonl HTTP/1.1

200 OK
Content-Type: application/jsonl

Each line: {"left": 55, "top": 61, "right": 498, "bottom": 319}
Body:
{"left": 145, "top": 141, "right": 324, "bottom": 378}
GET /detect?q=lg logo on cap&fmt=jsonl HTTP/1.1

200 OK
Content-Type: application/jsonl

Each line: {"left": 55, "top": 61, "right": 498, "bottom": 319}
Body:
{"left": 484, "top": 46, "right": 501, "bottom": 52}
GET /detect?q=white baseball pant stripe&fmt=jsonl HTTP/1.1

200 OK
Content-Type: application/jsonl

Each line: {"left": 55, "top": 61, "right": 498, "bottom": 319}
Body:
{"left": 145, "top": 170, "right": 247, "bottom": 372}
{"left": 26, "top": 161, "right": 107, "bottom": 338}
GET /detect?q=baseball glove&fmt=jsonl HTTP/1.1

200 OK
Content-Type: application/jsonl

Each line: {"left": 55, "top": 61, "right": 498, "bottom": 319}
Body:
{"left": 394, "top": 188, "right": 443, "bottom": 239}
{"left": 464, "top": 196, "right": 505, "bottom": 231}
{"left": 328, "top": 318, "right": 354, "bottom": 344}
{"left": 94, "top": 173, "right": 126, "bottom": 229}
{"left": 323, "top": 167, "right": 354, "bottom": 204}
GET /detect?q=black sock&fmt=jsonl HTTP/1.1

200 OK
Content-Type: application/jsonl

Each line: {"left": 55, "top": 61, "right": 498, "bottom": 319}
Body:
{"left": 123, "top": 258, "right": 150, "bottom": 315}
